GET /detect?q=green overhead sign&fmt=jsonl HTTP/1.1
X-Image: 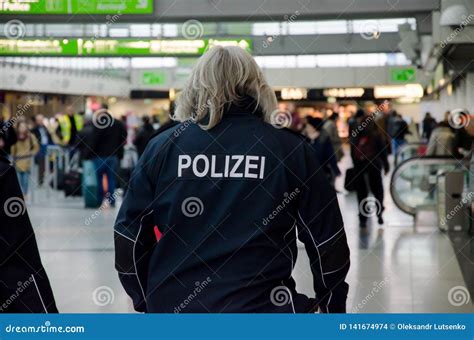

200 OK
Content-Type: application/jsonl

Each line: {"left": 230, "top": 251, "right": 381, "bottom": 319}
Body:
{"left": 0, "top": 38, "right": 253, "bottom": 56}
{"left": 142, "top": 71, "right": 167, "bottom": 85}
{"left": 0, "top": 0, "right": 153, "bottom": 14}
{"left": 390, "top": 67, "right": 416, "bottom": 83}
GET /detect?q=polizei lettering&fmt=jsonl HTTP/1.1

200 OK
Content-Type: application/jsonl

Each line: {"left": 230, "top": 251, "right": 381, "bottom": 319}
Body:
{"left": 178, "top": 154, "right": 266, "bottom": 179}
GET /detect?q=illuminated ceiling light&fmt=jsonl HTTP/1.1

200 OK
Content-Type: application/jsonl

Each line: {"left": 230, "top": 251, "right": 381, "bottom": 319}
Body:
{"left": 396, "top": 97, "right": 418, "bottom": 104}
{"left": 440, "top": 4, "right": 469, "bottom": 26}
{"left": 323, "top": 88, "right": 365, "bottom": 98}
{"left": 374, "top": 84, "right": 424, "bottom": 99}
{"left": 281, "top": 88, "right": 308, "bottom": 100}
{"left": 447, "top": 83, "right": 453, "bottom": 96}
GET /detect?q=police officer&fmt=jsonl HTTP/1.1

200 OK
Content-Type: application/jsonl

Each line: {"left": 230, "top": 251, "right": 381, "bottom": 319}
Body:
{"left": 114, "top": 46, "right": 350, "bottom": 313}
{"left": 0, "top": 150, "right": 58, "bottom": 313}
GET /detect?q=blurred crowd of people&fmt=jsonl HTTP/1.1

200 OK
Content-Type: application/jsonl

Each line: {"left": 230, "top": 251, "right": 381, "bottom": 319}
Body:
{"left": 297, "top": 103, "right": 472, "bottom": 229}
{"left": 423, "top": 110, "right": 472, "bottom": 158}
{"left": 0, "top": 100, "right": 472, "bottom": 229}
{"left": 0, "top": 105, "right": 163, "bottom": 202}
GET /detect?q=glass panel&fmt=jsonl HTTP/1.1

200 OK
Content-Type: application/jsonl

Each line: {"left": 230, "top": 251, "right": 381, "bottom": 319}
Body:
{"left": 391, "top": 158, "right": 469, "bottom": 216}
{"left": 315, "top": 20, "right": 348, "bottom": 34}
{"left": 395, "top": 143, "right": 427, "bottom": 166}
{"left": 130, "top": 24, "right": 151, "bottom": 37}
{"left": 252, "top": 22, "right": 281, "bottom": 36}
{"left": 130, "top": 57, "right": 178, "bottom": 68}
{"left": 316, "top": 54, "right": 347, "bottom": 67}
{"left": 162, "top": 24, "right": 178, "bottom": 37}
{"left": 288, "top": 21, "right": 317, "bottom": 35}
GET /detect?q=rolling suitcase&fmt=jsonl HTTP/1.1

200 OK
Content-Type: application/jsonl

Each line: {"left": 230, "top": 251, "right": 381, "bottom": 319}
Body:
{"left": 82, "top": 160, "right": 101, "bottom": 208}
{"left": 63, "top": 170, "right": 82, "bottom": 197}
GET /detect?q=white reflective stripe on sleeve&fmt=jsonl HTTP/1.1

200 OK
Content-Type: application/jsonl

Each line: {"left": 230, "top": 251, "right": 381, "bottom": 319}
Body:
{"left": 133, "top": 209, "right": 154, "bottom": 305}
{"left": 31, "top": 274, "right": 48, "bottom": 313}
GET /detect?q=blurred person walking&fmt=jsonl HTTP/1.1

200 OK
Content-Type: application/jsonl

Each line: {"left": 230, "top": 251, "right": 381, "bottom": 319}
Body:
{"left": 374, "top": 101, "right": 393, "bottom": 155}
{"left": 426, "top": 112, "right": 455, "bottom": 156}
{"left": 89, "top": 105, "right": 127, "bottom": 206}
{"left": 11, "top": 121, "right": 39, "bottom": 197}
{"left": 0, "top": 111, "right": 17, "bottom": 156}
{"left": 306, "top": 116, "right": 341, "bottom": 187}
{"left": 350, "top": 109, "right": 390, "bottom": 229}
{"left": 31, "top": 114, "right": 53, "bottom": 185}
{"left": 58, "top": 106, "right": 84, "bottom": 151}
{"left": 134, "top": 115, "right": 156, "bottom": 157}
{"left": 422, "top": 112, "right": 437, "bottom": 141}
{"left": 77, "top": 116, "right": 102, "bottom": 208}
{"left": 323, "top": 112, "right": 344, "bottom": 161}
{"left": 389, "top": 112, "right": 411, "bottom": 155}
{"left": 452, "top": 111, "right": 473, "bottom": 158}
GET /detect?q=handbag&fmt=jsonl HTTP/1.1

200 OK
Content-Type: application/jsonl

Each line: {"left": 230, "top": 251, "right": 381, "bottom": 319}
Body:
{"left": 344, "top": 167, "right": 357, "bottom": 192}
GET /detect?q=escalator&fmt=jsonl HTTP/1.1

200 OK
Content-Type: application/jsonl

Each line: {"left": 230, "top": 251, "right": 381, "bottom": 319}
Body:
{"left": 390, "top": 156, "right": 470, "bottom": 217}
{"left": 394, "top": 142, "right": 427, "bottom": 167}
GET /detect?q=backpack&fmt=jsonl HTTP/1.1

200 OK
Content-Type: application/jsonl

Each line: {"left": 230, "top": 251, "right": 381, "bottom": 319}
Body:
{"left": 353, "top": 135, "right": 376, "bottom": 161}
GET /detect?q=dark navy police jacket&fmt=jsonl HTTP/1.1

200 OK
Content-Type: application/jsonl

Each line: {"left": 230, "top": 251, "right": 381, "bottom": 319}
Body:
{"left": 0, "top": 151, "right": 58, "bottom": 313}
{"left": 114, "top": 98, "right": 350, "bottom": 313}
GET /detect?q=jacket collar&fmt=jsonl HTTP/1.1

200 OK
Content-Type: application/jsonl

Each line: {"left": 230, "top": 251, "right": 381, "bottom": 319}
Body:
{"left": 224, "top": 95, "right": 263, "bottom": 117}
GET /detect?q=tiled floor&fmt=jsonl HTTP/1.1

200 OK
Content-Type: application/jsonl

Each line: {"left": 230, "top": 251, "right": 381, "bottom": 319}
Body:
{"left": 26, "top": 156, "right": 473, "bottom": 313}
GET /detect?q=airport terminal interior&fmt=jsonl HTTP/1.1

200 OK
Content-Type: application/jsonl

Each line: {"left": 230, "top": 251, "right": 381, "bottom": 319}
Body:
{"left": 0, "top": 0, "right": 473, "bottom": 313}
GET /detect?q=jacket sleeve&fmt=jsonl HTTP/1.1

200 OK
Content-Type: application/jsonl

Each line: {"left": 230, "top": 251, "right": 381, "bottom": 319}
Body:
{"left": 114, "top": 141, "right": 160, "bottom": 313}
{"left": 0, "top": 158, "right": 58, "bottom": 313}
{"left": 7, "top": 124, "right": 17, "bottom": 149}
{"left": 296, "top": 145, "right": 350, "bottom": 313}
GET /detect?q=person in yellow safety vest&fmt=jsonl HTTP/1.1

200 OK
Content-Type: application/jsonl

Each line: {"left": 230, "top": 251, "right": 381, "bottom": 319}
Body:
{"left": 58, "top": 106, "right": 84, "bottom": 147}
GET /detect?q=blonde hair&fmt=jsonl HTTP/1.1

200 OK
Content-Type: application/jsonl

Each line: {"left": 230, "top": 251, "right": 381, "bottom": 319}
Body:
{"left": 173, "top": 46, "right": 277, "bottom": 130}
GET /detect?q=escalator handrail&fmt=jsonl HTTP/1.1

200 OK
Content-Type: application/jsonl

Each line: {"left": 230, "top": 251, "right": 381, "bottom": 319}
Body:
{"left": 394, "top": 142, "right": 427, "bottom": 166}
{"left": 390, "top": 156, "right": 469, "bottom": 216}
